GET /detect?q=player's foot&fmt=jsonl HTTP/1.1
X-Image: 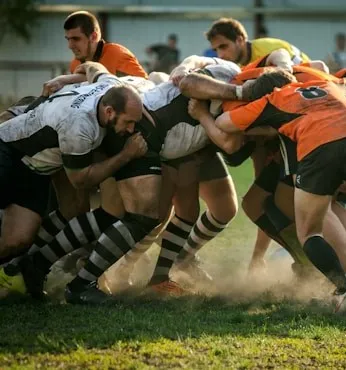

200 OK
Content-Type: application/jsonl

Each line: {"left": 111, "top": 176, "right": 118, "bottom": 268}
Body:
{"left": 19, "top": 256, "right": 47, "bottom": 300}
{"left": 65, "top": 281, "right": 113, "bottom": 305}
{"left": 173, "top": 256, "right": 213, "bottom": 285}
{"left": 0, "top": 267, "right": 26, "bottom": 294}
{"left": 115, "top": 261, "right": 135, "bottom": 287}
{"left": 333, "top": 288, "right": 346, "bottom": 313}
{"left": 149, "top": 280, "right": 187, "bottom": 296}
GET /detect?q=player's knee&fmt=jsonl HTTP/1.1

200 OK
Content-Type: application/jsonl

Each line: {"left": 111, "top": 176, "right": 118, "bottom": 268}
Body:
{"left": 1, "top": 234, "right": 33, "bottom": 254}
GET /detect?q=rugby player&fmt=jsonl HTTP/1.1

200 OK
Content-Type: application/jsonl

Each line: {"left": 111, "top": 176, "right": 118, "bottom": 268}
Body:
{"left": 206, "top": 17, "right": 309, "bottom": 66}
{"left": 0, "top": 60, "right": 244, "bottom": 302}
{"left": 189, "top": 68, "right": 346, "bottom": 310}
{"left": 0, "top": 63, "right": 145, "bottom": 262}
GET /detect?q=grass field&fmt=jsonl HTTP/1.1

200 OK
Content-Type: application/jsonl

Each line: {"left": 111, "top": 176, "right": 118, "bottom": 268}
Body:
{"left": 1, "top": 161, "right": 346, "bottom": 369}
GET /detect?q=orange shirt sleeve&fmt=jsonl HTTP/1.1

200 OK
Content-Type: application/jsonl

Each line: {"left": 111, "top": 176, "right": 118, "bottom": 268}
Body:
{"left": 228, "top": 97, "right": 268, "bottom": 131}
{"left": 101, "top": 44, "right": 148, "bottom": 78}
{"left": 70, "top": 59, "right": 80, "bottom": 74}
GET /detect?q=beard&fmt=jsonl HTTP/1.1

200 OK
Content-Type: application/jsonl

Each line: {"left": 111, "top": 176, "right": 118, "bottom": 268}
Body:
{"left": 106, "top": 116, "right": 127, "bottom": 137}
{"left": 76, "top": 40, "right": 93, "bottom": 62}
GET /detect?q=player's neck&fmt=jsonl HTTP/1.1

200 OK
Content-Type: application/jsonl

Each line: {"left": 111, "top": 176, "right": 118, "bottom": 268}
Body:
{"left": 85, "top": 41, "right": 101, "bottom": 61}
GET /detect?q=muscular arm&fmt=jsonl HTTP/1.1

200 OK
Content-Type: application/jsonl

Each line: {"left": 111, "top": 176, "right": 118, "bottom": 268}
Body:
{"left": 179, "top": 72, "right": 239, "bottom": 100}
{"left": 74, "top": 62, "right": 111, "bottom": 83}
{"left": 266, "top": 48, "right": 293, "bottom": 72}
{"left": 198, "top": 113, "right": 244, "bottom": 154}
{"left": 64, "top": 132, "right": 147, "bottom": 189}
{"left": 65, "top": 150, "right": 133, "bottom": 189}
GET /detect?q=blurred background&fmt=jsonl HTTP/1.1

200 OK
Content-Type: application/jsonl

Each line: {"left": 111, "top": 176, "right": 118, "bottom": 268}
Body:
{"left": 1, "top": 0, "right": 346, "bottom": 100}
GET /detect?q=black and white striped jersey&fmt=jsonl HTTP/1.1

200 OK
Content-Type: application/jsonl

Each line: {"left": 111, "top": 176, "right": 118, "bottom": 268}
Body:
{"left": 0, "top": 74, "right": 122, "bottom": 174}
{"left": 142, "top": 60, "right": 241, "bottom": 159}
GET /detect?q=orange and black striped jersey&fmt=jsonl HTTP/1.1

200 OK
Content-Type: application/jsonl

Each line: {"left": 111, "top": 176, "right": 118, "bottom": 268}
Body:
{"left": 70, "top": 40, "right": 148, "bottom": 78}
{"left": 222, "top": 64, "right": 345, "bottom": 113}
{"left": 227, "top": 80, "right": 346, "bottom": 161}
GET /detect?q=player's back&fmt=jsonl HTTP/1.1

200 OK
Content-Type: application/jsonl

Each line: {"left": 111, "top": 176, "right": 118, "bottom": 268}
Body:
{"left": 250, "top": 38, "right": 310, "bottom": 64}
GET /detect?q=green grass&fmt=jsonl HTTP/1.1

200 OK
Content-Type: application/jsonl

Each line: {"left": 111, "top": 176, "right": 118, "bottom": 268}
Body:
{"left": 1, "top": 160, "right": 346, "bottom": 369}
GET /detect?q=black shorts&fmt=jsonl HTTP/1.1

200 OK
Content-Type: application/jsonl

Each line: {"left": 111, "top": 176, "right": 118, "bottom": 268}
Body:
{"left": 0, "top": 141, "right": 50, "bottom": 216}
{"left": 114, "top": 151, "right": 161, "bottom": 181}
{"left": 278, "top": 135, "right": 298, "bottom": 178}
{"left": 296, "top": 138, "right": 346, "bottom": 195}
{"left": 198, "top": 151, "right": 229, "bottom": 182}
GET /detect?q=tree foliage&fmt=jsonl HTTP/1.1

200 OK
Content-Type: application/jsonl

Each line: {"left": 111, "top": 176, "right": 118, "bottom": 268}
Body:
{"left": 0, "top": 0, "right": 40, "bottom": 42}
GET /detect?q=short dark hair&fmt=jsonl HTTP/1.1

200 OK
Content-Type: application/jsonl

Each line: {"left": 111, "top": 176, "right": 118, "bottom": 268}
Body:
{"left": 101, "top": 85, "right": 139, "bottom": 114}
{"left": 64, "top": 11, "right": 100, "bottom": 37}
{"left": 168, "top": 34, "right": 178, "bottom": 42}
{"left": 206, "top": 18, "right": 248, "bottom": 42}
{"left": 336, "top": 32, "right": 346, "bottom": 41}
{"left": 249, "top": 68, "right": 296, "bottom": 101}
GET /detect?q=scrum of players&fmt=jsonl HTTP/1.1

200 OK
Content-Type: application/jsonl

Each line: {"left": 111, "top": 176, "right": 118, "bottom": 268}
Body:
{"left": 0, "top": 12, "right": 346, "bottom": 312}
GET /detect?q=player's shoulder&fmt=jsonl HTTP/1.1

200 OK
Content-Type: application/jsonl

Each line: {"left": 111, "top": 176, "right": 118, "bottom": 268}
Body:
{"left": 252, "top": 37, "right": 289, "bottom": 47}
{"left": 103, "top": 42, "right": 135, "bottom": 56}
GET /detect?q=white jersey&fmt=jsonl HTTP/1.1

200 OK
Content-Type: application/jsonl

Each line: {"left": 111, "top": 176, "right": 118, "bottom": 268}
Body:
{"left": 0, "top": 74, "right": 122, "bottom": 174}
{"left": 141, "top": 62, "right": 240, "bottom": 160}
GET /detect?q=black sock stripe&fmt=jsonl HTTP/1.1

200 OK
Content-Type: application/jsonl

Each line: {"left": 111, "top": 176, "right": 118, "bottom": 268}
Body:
{"left": 165, "top": 223, "right": 191, "bottom": 239}
{"left": 156, "top": 256, "right": 175, "bottom": 268}
{"left": 54, "top": 209, "right": 67, "bottom": 224}
{"left": 77, "top": 213, "right": 98, "bottom": 242}
{"left": 186, "top": 237, "right": 199, "bottom": 248}
{"left": 105, "top": 224, "right": 133, "bottom": 254}
{"left": 94, "top": 242, "right": 121, "bottom": 262}
{"left": 82, "top": 260, "right": 104, "bottom": 278}
{"left": 201, "top": 213, "right": 224, "bottom": 233}
{"left": 41, "top": 218, "right": 61, "bottom": 236}
{"left": 193, "top": 227, "right": 213, "bottom": 241}
{"left": 161, "top": 240, "right": 184, "bottom": 253}
{"left": 48, "top": 238, "right": 71, "bottom": 259}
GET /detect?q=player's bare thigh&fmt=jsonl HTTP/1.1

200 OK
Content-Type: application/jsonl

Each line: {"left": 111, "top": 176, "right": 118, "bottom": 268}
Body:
{"left": 117, "top": 174, "right": 162, "bottom": 219}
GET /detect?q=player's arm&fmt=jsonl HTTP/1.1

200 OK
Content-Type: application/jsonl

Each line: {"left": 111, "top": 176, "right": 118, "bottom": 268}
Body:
{"left": 73, "top": 61, "right": 111, "bottom": 83}
{"left": 266, "top": 48, "right": 293, "bottom": 72}
{"left": 180, "top": 73, "right": 242, "bottom": 100}
{"left": 42, "top": 73, "right": 87, "bottom": 96}
{"left": 171, "top": 55, "right": 238, "bottom": 85}
{"left": 188, "top": 99, "right": 244, "bottom": 154}
{"left": 61, "top": 119, "right": 147, "bottom": 189}
{"left": 41, "top": 62, "right": 112, "bottom": 97}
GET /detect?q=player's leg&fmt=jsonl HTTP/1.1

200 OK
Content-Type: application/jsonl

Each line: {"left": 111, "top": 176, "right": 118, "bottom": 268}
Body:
{"left": 65, "top": 212, "right": 160, "bottom": 304}
{"left": 148, "top": 160, "right": 199, "bottom": 290}
{"left": 294, "top": 139, "right": 346, "bottom": 311}
{"left": 5, "top": 207, "right": 120, "bottom": 298}
{"left": 177, "top": 153, "right": 237, "bottom": 263}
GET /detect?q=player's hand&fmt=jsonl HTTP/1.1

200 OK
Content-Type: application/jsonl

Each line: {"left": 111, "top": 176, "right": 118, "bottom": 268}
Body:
{"left": 188, "top": 98, "right": 209, "bottom": 121}
{"left": 73, "top": 63, "right": 88, "bottom": 75}
{"left": 42, "top": 77, "right": 66, "bottom": 97}
{"left": 170, "top": 65, "right": 190, "bottom": 86}
{"left": 123, "top": 132, "right": 148, "bottom": 159}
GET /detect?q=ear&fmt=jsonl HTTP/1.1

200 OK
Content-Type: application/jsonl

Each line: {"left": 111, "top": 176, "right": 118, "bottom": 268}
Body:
{"left": 236, "top": 35, "right": 245, "bottom": 44}
{"left": 90, "top": 31, "right": 99, "bottom": 42}
{"left": 105, "top": 105, "right": 116, "bottom": 118}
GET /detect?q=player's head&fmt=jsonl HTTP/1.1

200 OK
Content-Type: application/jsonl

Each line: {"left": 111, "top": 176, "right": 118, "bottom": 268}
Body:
{"left": 247, "top": 68, "right": 297, "bottom": 101}
{"left": 205, "top": 18, "right": 248, "bottom": 63}
{"left": 335, "top": 32, "right": 346, "bottom": 51}
{"left": 168, "top": 34, "right": 178, "bottom": 48}
{"left": 100, "top": 85, "right": 143, "bottom": 135}
{"left": 64, "top": 11, "right": 101, "bottom": 61}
